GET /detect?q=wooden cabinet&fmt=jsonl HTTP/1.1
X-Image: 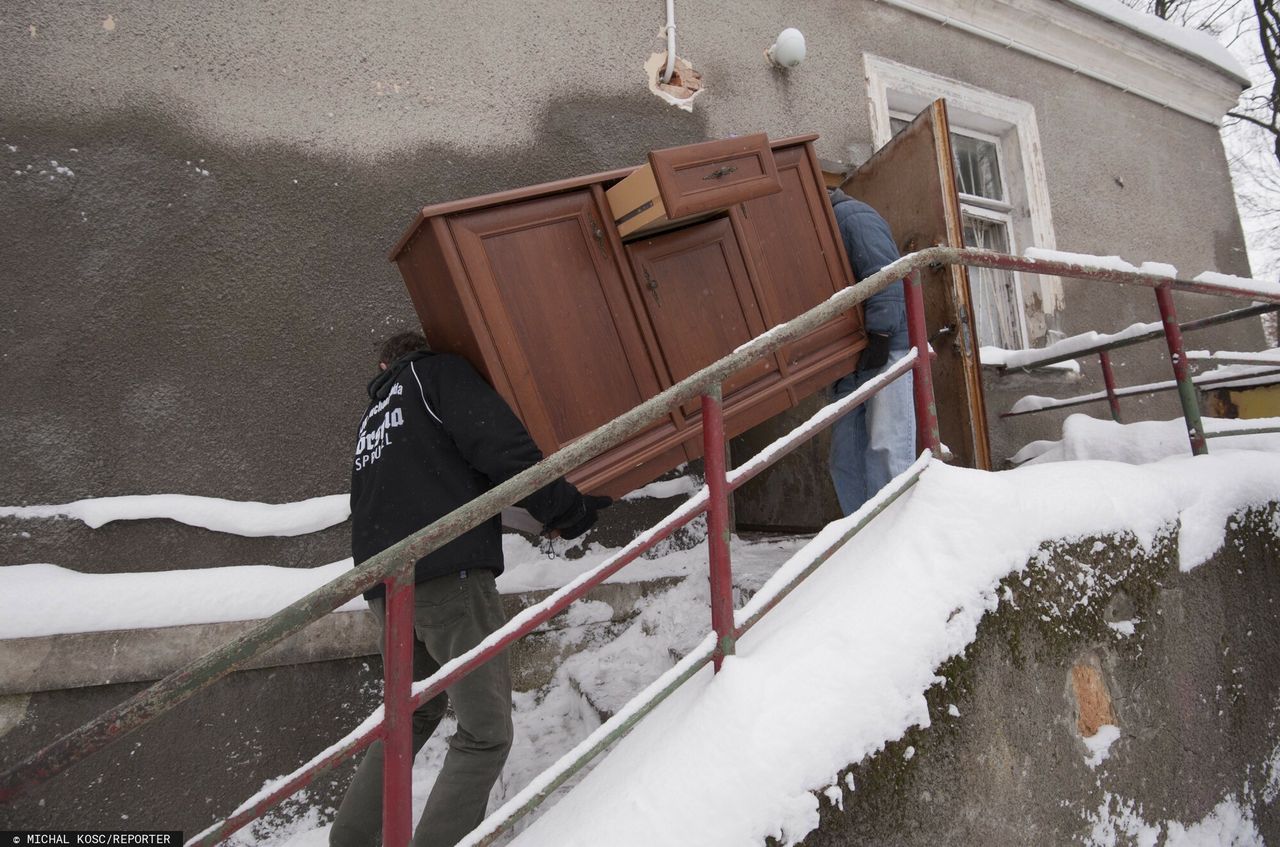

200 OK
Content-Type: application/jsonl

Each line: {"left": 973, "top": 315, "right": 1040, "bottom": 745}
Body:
{"left": 390, "top": 135, "right": 866, "bottom": 497}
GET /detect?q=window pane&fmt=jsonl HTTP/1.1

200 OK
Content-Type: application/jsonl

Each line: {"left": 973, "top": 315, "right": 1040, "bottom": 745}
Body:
{"left": 962, "top": 213, "right": 1023, "bottom": 349}
{"left": 951, "top": 133, "right": 1003, "bottom": 201}
{"left": 890, "top": 117, "right": 909, "bottom": 137}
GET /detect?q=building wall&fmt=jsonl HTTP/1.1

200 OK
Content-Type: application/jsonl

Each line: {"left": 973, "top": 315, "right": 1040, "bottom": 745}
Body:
{"left": 0, "top": 0, "right": 1260, "bottom": 556}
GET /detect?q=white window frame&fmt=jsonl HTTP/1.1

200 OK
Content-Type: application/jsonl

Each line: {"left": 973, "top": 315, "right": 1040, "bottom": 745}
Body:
{"left": 865, "top": 55, "right": 1063, "bottom": 348}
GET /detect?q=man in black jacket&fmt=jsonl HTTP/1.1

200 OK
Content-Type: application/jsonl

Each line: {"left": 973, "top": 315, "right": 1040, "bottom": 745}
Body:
{"left": 331, "top": 331, "right": 608, "bottom": 847}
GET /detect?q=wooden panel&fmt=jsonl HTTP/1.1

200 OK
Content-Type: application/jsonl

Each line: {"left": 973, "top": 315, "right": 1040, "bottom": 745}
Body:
{"left": 449, "top": 191, "right": 669, "bottom": 452}
{"left": 735, "top": 145, "right": 865, "bottom": 378}
{"left": 625, "top": 216, "right": 779, "bottom": 418}
{"left": 648, "top": 134, "right": 782, "bottom": 219}
{"left": 395, "top": 222, "right": 484, "bottom": 373}
{"left": 841, "top": 99, "right": 992, "bottom": 470}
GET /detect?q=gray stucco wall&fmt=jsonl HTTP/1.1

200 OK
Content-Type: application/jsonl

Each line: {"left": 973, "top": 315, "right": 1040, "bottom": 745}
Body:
{"left": 1, "top": 1, "right": 1259, "bottom": 553}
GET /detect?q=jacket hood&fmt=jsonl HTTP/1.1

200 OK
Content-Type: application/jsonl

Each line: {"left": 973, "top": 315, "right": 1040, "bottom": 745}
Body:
{"left": 367, "top": 350, "right": 433, "bottom": 401}
{"left": 828, "top": 186, "right": 854, "bottom": 207}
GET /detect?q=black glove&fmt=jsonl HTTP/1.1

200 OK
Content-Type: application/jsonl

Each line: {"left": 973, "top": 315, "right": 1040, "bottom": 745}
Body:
{"left": 560, "top": 495, "right": 613, "bottom": 540}
{"left": 858, "top": 332, "right": 892, "bottom": 373}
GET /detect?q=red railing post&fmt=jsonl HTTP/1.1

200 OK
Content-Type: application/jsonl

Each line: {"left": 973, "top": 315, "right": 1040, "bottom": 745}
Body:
{"left": 701, "top": 384, "right": 735, "bottom": 672}
{"left": 382, "top": 573, "right": 416, "bottom": 847}
{"left": 1154, "top": 283, "right": 1208, "bottom": 456}
{"left": 1098, "top": 351, "right": 1123, "bottom": 423}
{"left": 905, "top": 269, "right": 941, "bottom": 455}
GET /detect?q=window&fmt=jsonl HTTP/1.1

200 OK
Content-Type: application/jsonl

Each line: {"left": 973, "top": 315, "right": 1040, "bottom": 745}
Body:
{"left": 869, "top": 56, "right": 1062, "bottom": 350}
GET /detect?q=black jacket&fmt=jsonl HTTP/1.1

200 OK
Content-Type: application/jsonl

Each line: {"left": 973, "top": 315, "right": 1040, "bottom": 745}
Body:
{"left": 350, "top": 351, "right": 585, "bottom": 599}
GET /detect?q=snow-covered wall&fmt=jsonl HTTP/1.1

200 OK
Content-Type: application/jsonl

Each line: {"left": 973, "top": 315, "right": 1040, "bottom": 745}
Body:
{"left": 0, "top": 0, "right": 1260, "bottom": 553}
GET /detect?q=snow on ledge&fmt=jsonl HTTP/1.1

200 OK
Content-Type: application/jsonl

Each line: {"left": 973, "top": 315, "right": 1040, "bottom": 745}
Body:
{"left": 0, "top": 493, "right": 350, "bottom": 537}
{"left": 1061, "top": 0, "right": 1248, "bottom": 82}
{"left": 0, "top": 559, "right": 367, "bottom": 638}
{"left": 622, "top": 475, "right": 702, "bottom": 501}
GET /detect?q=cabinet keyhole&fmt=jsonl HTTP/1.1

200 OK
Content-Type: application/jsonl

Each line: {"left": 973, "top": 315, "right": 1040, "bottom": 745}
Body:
{"left": 644, "top": 268, "right": 662, "bottom": 305}
{"left": 589, "top": 216, "right": 608, "bottom": 257}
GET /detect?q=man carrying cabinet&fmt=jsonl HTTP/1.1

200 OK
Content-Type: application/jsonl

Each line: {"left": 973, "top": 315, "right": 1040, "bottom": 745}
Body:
{"left": 332, "top": 331, "right": 609, "bottom": 847}
{"left": 827, "top": 188, "right": 917, "bottom": 516}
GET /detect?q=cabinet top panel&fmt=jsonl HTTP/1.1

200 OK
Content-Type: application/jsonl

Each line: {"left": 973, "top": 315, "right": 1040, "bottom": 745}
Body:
{"left": 388, "top": 134, "right": 819, "bottom": 262}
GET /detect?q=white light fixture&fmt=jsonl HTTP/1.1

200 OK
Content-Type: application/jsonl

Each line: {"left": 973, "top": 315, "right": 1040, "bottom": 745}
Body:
{"left": 766, "top": 28, "right": 806, "bottom": 68}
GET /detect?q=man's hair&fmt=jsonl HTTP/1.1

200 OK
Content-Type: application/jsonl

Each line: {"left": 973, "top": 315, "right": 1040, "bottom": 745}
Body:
{"left": 378, "top": 330, "right": 430, "bottom": 365}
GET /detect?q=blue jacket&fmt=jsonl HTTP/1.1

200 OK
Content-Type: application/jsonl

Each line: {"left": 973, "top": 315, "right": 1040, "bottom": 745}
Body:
{"left": 828, "top": 189, "right": 908, "bottom": 347}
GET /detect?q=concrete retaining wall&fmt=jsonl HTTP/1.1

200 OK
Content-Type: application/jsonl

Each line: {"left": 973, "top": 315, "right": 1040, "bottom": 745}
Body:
{"left": 803, "top": 507, "right": 1280, "bottom": 845}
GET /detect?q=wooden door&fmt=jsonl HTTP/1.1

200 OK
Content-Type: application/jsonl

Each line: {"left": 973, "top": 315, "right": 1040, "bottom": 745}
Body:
{"left": 841, "top": 99, "right": 992, "bottom": 470}
{"left": 448, "top": 190, "right": 683, "bottom": 470}
{"left": 624, "top": 216, "right": 781, "bottom": 423}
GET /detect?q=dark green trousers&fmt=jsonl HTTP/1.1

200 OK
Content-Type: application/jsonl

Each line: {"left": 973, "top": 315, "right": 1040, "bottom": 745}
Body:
{"left": 330, "top": 569, "right": 513, "bottom": 847}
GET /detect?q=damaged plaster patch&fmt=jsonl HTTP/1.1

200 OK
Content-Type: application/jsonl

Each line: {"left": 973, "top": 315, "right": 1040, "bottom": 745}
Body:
{"left": 645, "top": 52, "right": 703, "bottom": 112}
{"left": 1072, "top": 656, "right": 1121, "bottom": 769}
{"left": 1072, "top": 658, "right": 1117, "bottom": 735}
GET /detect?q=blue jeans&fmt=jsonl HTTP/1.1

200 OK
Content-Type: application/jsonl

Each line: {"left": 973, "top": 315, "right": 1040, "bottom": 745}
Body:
{"left": 829, "top": 347, "right": 916, "bottom": 516}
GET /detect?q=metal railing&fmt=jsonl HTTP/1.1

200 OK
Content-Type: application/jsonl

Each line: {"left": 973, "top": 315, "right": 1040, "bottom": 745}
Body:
{"left": 5, "top": 247, "right": 1277, "bottom": 846}
{"left": 973, "top": 254, "right": 1280, "bottom": 453}
{"left": 997, "top": 302, "right": 1280, "bottom": 428}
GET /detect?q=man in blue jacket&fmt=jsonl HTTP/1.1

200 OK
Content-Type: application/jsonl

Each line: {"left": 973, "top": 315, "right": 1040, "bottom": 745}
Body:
{"left": 827, "top": 188, "right": 916, "bottom": 515}
{"left": 332, "top": 331, "right": 608, "bottom": 847}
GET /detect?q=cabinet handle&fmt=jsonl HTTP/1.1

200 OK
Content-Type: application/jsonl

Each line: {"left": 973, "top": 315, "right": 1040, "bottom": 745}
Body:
{"left": 644, "top": 268, "right": 662, "bottom": 305}
{"left": 703, "top": 165, "right": 737, "bottom": 181}
{"left": 589, "top": 216, "right": 608, "bottom": 257}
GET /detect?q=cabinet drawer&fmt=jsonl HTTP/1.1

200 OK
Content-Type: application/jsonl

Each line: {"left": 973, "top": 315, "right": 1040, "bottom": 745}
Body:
{"left": 650, "top": 133, "right": 781, "bottom": 219}
{"left": 607, "top": 135, "right": 782, "bottom": 236}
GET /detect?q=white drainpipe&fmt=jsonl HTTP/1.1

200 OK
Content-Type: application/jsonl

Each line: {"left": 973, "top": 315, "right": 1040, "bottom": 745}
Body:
{"left": 662, "top": 0, "right": 677, "bottom": 83}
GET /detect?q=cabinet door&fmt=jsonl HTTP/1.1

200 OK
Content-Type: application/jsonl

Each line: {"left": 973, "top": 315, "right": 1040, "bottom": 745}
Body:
{"left": 625, "top": 216, "right": 780, "bottom": 418}
{"left": 735, "top": 144, "right": 864, "bottom": 395}
{"left": 448, "top": 191, "right": 676, "bottom": 459}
